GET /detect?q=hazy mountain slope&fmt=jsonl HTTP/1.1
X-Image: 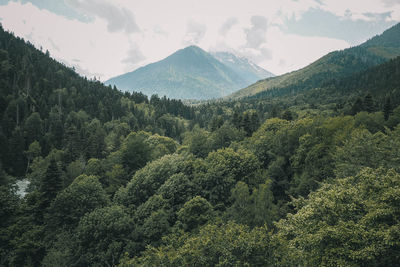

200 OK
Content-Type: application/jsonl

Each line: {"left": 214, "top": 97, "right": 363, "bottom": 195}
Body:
{"left": 320, "top": 55, "right": 400, "bottom": 98}
{"left": 211, "top": 51, "right": 274, "bottom": 84}
{"left": 252, "top": 55, "right": 400, "bottom": 107}
{"left": 361, "top": 23, "right": 400, "bottom": 49}
{"left": 105, "top": 46, "right": 249, "bottom": 100}
{"left": 230, "top": 23, "right": 400, "bottom": 99}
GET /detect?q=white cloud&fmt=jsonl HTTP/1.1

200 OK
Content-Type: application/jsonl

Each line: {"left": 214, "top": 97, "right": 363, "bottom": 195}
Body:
{"left": 318, "top": 0, "right": 400, "bottom": 20}
{"left": 382, "top": 0, "right": 400, "bottom": 7}
{"left": 258, "top": 26, "right": 350, "bottom": 74}
{"left": 245, "top": 16, "right": 268, "bottom": 49}
{"left": 48, "top": 38, "right": 60, "bottom": 51}
{"left": 0, "top": 1, "right": 136, "bottom": 80}
{"left": 122, "top": 44, "right": 145, "bottom": 71}
{"left": 183, "top": 20, "right": 207, "bottom": 46}
{"left": 219, "top": 17, "right": 238, "bottom": 36}
{"left": 212, "top": 24, "right": 349, "bottom": 75}
{"left": 65, "top": 0, "right": 140, "bottom": 33}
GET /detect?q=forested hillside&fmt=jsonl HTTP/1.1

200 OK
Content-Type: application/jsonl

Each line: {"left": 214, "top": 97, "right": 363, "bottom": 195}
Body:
{"left": 230, "top": 22, "right": 400, "bottom": 99}
{"left": 1, "top": 24, "right": 400, "bottom": 267}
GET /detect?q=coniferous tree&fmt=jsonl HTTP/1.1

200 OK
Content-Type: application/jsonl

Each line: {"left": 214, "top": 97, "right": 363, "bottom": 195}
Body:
{"left": 242, "top": 113, "right": 252, "bottom": 136}
{"left": 232, "top": 110, "right": 242, "bottom": 129}
{"left": 40, "top": 158, "right": 62, "bottom": 209}
{"left": 364, "top": 93, "right": 374, "bottom": 112}
{"left": 65, "top": 126, "right": 80, "bottom": 160}
{"left": 250, "top": 112, "right": 260, "bottom": 133}
{"left": 48, "top": 110, "right": 63, "bottom": 149}
{"left": 8, "top": 126, "right": 25, "bottom": 176}
{"left": 24, "top": 112, "right": 43, "bottom": 146}
{"left": 270, "top": 106, "right": 279, "bottom": 118}
{"left": 383, "top": 97, "right": 393, "bottom": 121}
{"left": 281, "top": 110, "right": 293, "bottom": 121}
{"left": 350, "top": 97, "right": 364, "bottom": 115}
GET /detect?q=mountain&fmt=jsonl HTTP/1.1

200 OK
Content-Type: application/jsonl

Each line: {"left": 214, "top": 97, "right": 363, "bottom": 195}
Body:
{"left": 211, "top": 51, "right": 274, "bottom": 84}
{"left": 250, "top": 55, "right": 400, "bottom": 114}
{"left": 230, "top": 23, "right": 400, "bottom": 99}
{"left": 105, "top": 46, "right": 250, "bottom": 100}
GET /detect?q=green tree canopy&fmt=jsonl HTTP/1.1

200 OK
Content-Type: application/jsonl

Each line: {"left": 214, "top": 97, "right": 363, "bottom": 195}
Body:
{"left": 126, "top": 221, "right": 272, "bottom": 267}
{"left": 274, "top": 168, "right": 400, "bottom": 266}
{"left": 75, "top": 205, "right": 134, "bottom": 266}
{"left": 47, "top": 174, "right": 109, "bottom": 230}
{"left": 177, "top": 196, "right": 213, "bottom": 232}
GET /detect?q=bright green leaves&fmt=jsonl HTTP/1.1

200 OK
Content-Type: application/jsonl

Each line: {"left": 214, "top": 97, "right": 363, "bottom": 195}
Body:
{"left": 275, "top": 168, "right": 400, "bottom": 266}
{"left": 227, "top": 180, "right": 277, "bottom": 228}
{"left": 334, "top": 128, "right": 400, "bottom": 178}
{"left": 127, "top": 221, "right": 273, "bottom": 267}
{"left": 195, "top": 147, "right": 262, "bottom": 206}
{"left": 115, "top": 154, "right": 186, "bottom": 208}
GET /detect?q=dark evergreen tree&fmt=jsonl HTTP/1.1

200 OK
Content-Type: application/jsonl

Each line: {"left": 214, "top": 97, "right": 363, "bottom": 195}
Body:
{"left": 250, "top": 112, "right": 260, "bottom": 133}
{"left": 39, "top": 159, "right": 62, "bottom": 209}
{"left": 48, "top": 110, "right": 63, "bottom": 149}
{"left": 270, "top": 106, "right": 279, "bottom": 118}
{"left": 281, "top": 110, "right": 293, "bottom": 121}
{"left": 65, "top": 126, "right": 81, "bottom": 160}
{"left": 242, "top": 112, "right": 252, "bottom": 136}
{"left": 364, "top": 93, "right": 374, "bottom": 113}
{"left": 383, "top": 97, "right": 393, "bottom": 121}
{"left": 232, "top": 110, "right": 242, "bottom": 129}
{"left": 7, "top": 126, "right": 26, "bottom": 176}
{"left": 350, "top": 97, "right": 364, "bottom": 115}
{"left": 24, "top": 112, "right": 43, "bottom": 146}
{"left": 210, "top": 115, "right": 223, "bottom": 131}
{"left": 85, "top": 119, "right": 106, "bottom": 159}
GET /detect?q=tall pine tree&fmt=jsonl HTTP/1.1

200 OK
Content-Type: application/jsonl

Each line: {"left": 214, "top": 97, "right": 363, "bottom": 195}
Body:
{"left": 40, "top": 159, "right": 62, "bottom": 209}
{"left": 383, "top": 97, "right": 393, "bottom": 121}
{"left": 364, "top": 93, "right": 374, "bottom": 113}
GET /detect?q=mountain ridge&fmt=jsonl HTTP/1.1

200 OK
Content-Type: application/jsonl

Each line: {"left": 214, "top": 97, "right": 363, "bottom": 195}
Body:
{"left": 229, "top": 22, "right": 400, "bottom": 99}
{"left": 211, "top": 51, "right": 274, "bottom": 84}
{"left": 105, "top": 46, "right": 273, "bottom": 100}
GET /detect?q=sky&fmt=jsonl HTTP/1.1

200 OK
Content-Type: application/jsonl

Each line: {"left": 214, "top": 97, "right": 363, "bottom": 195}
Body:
{"left": 0, "top": 0, "right": 399, "bottom": 81}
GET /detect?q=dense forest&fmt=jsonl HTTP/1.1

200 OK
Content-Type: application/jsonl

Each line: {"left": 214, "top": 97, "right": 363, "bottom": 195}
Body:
{"left": 1, "top": 24, "right": 400, "bottom": 266}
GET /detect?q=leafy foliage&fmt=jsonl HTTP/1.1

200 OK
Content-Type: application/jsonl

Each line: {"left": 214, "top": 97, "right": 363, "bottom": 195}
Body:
{"left": 275, "top": 168, "right": 400, "bottom": 266}
{"left": 75, "top": 205, "right": 133, "bottom": 266}
{"left": 125, "top": 221, "right": 273, "bottom": 267}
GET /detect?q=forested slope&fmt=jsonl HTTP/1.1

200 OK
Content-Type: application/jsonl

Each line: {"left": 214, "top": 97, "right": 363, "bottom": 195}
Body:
{"left": 0, "top": 25, "right": 197, "bottom": 178}
{"left": 230, "top": 22, "right": 400, "bottom": 99}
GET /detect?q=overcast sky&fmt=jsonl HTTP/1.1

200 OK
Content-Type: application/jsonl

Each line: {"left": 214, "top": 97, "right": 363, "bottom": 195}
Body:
{"left": 0, "top": 0, "right": 399, "bottom": 81}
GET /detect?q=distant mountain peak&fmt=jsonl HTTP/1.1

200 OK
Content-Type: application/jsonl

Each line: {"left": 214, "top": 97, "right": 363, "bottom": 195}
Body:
{"left": 211, "top": 51, "right": 274, "bottom": 84}
{"left": 185, "top": 45, "right": 203, "bottom": 50}
{"left": 105, "top": 46, "right": 248, "bottom": 99}
{"left": 176, "top": 45, "right": 207, "bottom": 56}
{"left": 105, "top": 46, "right": 273, "bottom": 100}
